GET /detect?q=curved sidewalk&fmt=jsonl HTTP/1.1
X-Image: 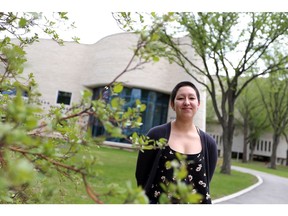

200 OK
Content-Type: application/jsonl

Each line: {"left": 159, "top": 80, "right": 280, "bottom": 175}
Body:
{"left": 213, "top": 165, "right": 288, "bottom": 204}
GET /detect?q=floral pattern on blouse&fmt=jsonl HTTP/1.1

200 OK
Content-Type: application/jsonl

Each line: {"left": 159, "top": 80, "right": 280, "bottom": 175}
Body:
{"left": 148, "top": 145, "right": 211, "bottom": 204}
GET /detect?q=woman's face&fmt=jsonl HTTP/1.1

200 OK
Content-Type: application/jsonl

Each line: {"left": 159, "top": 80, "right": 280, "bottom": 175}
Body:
{"left": 171, "top": 86, "right": 200, "bottom": 119}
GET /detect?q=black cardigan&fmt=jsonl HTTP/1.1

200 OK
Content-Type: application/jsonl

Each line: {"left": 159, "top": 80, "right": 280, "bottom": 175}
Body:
{"left": 135, "top": 122, "right": 218, "bottom": 194}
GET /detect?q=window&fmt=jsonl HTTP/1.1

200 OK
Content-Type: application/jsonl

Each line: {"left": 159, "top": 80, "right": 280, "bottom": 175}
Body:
{"left": 1, "top": 89, "right": 28, "bottom": 97}
{"left": 57, "top": 91, "right": 72, "bottom": 105}
{"left": 90, "top": 86, "right": 169, "bottom": 143}
{"left": 260, "top": 140, "right": 263, "bottom": 151}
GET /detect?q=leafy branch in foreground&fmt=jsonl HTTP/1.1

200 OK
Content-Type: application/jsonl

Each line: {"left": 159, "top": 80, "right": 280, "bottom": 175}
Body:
{"left": 1, "top": 12, "right": 204, "bottom": 204}
{"left": 0, "top": 12, "right": 150, "bottom": 204}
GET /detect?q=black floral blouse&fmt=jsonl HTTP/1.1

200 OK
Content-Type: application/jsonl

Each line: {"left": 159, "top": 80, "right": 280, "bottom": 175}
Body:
{"left": 147, "top": 145, "right": 211, "bottom": 204}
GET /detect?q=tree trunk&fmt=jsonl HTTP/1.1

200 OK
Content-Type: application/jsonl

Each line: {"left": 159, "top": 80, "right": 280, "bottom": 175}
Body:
{"left": 242, "top": 119, "right": 249, "bottom": 163}
{"left": 249, "top": 139, "right": 257, "bottom": 161}
{"left": 269, "top": 133, "right": 280, "bottom": 169}
{"left": 220, "top": 123, "right": 234, "bottom": 174}
{"left": 286, "top": 149, "right": 288, "bottom": 166}
{"left": 249, "top": 148, "right": 254, "bottom": 161}
{"left": 220, "top": 89, "right": 236, "bottom": 175}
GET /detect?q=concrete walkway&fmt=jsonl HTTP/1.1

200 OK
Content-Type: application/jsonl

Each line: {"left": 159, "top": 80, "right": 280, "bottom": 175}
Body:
{"left": 213, "top": 166, "right": 288, "bottom": 204}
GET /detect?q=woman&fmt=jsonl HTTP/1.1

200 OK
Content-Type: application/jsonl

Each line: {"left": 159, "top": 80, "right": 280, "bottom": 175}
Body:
{"left": 135, "top": 81, "right": 218, "bottom": 204}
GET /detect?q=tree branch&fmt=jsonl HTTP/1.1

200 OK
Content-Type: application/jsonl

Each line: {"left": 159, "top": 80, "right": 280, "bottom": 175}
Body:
{"left": 9, "top": 145, "right": 104, "bottom": 204}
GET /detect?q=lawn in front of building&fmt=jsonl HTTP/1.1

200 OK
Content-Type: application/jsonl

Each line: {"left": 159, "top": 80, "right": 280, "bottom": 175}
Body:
{"left": 32, "top": 146, "right": 261, "bottom": 204}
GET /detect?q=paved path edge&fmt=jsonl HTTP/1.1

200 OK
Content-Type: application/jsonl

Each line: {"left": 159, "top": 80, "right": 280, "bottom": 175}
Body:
{"left": 212, "top": 166, "right": 263, "bottom": 204}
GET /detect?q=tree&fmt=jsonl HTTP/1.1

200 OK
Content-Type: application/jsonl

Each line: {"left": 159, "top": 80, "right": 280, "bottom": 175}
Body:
{"left": 116, "top": 12, "right": 288, "bottom": 174}
{"left": 235, "top": 78, "right": 269, "bottom": 162}
{"left": 283, "top": 132, "right": 288, "bottom": 166}
{"left": 0, "top": 12, "right": 150, "bottom": 204}
{"left": 256, "top": 70, "right": 288, "bottom": 169}
{"left": 1, "top": 12, "right": 199, "bottom": 204}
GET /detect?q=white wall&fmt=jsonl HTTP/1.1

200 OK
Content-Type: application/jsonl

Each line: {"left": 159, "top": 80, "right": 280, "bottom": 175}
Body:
{"left": 22, "top": 33, "right": 207, "bottom": 130}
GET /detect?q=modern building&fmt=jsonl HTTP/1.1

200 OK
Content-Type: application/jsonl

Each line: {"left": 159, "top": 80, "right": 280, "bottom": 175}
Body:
{"left": 23, "top": 32, "right": 206, "bottom": 138}
{"left": 21, "top": 32, "right": 287, "bottom": 165}
{"left": 208, "top": 123, "right": 287, "bottom": 165}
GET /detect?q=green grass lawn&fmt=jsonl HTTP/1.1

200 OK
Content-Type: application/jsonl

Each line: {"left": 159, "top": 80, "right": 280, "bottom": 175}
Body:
{"left": 33, "top": 146, "right": 287, "bottom": 204}
{"left": 232, "top": 160, "right": 288, "bottom": 178}
{"left": 33, "top": 146, "right": 138, "bottom": 204}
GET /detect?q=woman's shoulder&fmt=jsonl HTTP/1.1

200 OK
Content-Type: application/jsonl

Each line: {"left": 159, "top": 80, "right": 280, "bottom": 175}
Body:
{"left": 148, "top": 122, "right": 170, "bottom": 131}
{"left": 146, "top": 122, "right": 171, "bottom": 140}
{"left": 198, "top": 128, "right": 217, "bottom": 145}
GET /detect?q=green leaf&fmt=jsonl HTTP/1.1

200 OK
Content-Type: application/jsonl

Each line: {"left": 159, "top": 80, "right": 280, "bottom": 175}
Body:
{"left": 18, "top": 17, "right": 27, "bottom": 28}
{"left": 111, "top": 97, "right": 120, "bottom": 108}
{"left": 152, "top": 56, "right": 160, "bottom": 62}
{"left": 113, "top": 83, "right": 123, "bottom": 93}
{"left": 135, "top": 99, "right": 141, "bottom": 106}
{"left": 111, "top": 127, "right": 123, "bottom": 137}
{"left": 140, "top": 104, "right": 146, "bottom": 112}
{"left": 8, "top": 159, "right": 35, "bottom": 185}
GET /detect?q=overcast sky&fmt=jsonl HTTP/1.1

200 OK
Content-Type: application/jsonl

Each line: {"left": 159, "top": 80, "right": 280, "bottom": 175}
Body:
{"left": 60, "top": 11, "right": 124, "bottom": 44}
{"left": 2, "top": 0, "right": 288, "bottom": 45}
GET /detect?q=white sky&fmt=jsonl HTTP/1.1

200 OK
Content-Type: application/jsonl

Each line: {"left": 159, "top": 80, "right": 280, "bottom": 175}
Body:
{"left": 2, "top": 0, "right": 288, "bottom": 45}
{"left": 59, "top": 11, "right": 124, "bottom": 44}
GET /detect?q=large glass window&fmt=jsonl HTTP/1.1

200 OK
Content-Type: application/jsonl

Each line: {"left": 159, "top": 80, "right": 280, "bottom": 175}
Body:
{"left": 90, "top": 86, "right": 169, "bottom": 143}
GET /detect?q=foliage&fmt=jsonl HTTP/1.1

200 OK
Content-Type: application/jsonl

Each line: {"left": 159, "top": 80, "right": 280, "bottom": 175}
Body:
{"left": 0, "top": 12, "right": 203, "bottom": 204}
{"left": 0, "top": 12, "right": 148, "bottom": 204}
{"left": 0, "top": 12, "right": 79, "bottom": 45}
{"left": 255, "top": 70, "right": 288, "bottom": 169}
{"left": 115, "top": 12, "right": 288, "bottom": 174}
{"left": 235, "top": 77, "right": 270, "bottom": 162}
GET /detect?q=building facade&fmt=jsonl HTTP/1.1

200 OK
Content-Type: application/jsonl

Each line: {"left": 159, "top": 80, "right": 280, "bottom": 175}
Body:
{"left": 22, "top": 32, "right": 287, "bottom": 165}
{"left": 23, "top": 32, "right": 206, "bottom": 137}
{"left": 208, "top": 122, "right": 287, "bottom": 165}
